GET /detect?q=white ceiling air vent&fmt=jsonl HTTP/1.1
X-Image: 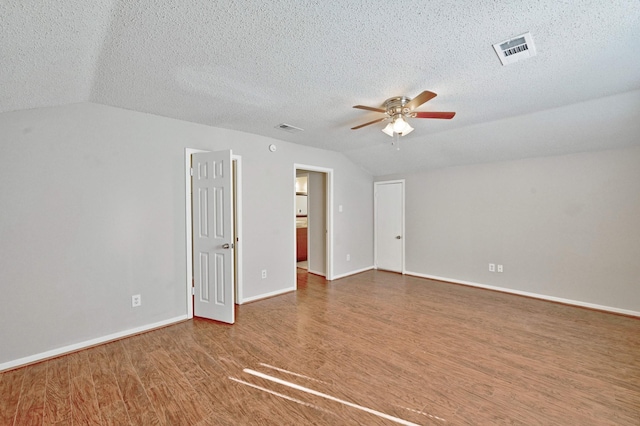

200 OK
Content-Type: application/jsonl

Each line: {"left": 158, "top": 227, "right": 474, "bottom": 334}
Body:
{"left": 275, "top": 123, "right": 304, "bottom": 133}
{"left": 493, "top": 32, "right": 536, "bottom": 66}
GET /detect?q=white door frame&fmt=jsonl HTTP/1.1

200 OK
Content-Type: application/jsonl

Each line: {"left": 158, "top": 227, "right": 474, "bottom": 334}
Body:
{"left": 294, "top": 164, "right": 333, "bottom": 282}
{"left": 374, "top": 179, "right": 405, "bottom": 274}
{"left": 185, "top": 148, "right": 243, "bottom": 318}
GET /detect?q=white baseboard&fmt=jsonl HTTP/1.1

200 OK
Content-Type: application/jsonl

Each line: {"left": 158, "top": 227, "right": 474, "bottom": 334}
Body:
{"left": 239, "top": 266, "right": 376, "bottom": 302}
{"left": 331, "top": 265, "right": 375, "bottom": 280}
{"left": 0, "top": 315, "right": 189, "bottom": 372}
{"left": 307, "top": 269, "right": 325, "bottom": 277}
{"left": 405, "top": 271, "right": 640, "bottom": 318}
{"left": 239, "top": 286, "right": 296, "bottom": 304}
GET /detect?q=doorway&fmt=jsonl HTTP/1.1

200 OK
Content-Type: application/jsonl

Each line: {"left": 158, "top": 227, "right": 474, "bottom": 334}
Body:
{"left": 293, "top": 164, "right": 334, "bottom": 284}
{"left": 374, "top": 180, "right": 405, "bottom": 273}
{"left": 185, "top": 148, "right": 243, "bottom": 320}
{"left": 295, "top": 172, "right": 309, "bottom": 270}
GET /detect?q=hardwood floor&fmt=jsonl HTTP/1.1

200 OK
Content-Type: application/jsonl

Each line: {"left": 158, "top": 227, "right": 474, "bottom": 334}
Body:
{"left": 2, "top": 270, "right": 639, "bottom": 425}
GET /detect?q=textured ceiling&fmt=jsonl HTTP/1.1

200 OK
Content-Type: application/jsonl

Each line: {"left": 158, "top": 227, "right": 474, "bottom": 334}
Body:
{"left": 2, "top": 0, "right": 640, "bottom": 175}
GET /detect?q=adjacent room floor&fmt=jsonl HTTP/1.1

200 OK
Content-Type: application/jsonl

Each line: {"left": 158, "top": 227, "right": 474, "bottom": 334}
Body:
{"left": 2, "top": 270, "right": 639, "bottom": 425}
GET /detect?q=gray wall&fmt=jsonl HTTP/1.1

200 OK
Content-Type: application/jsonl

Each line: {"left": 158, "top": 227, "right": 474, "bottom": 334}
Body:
{"left": 378, "top": 146, "right": 640, "bottom": 312}
{"left": 0, "top": 102, "right": 374, "bottom": 365}
{"left": 307, "top": 171, "right": 327, "bottom": 275}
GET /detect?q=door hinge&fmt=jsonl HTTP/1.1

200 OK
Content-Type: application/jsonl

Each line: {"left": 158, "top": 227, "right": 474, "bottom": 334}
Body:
{"left": 191, "top": 287, "right": 195, "bottom": 295}
{"left": 190, "top": 167, "right": 194, "bottom": 176}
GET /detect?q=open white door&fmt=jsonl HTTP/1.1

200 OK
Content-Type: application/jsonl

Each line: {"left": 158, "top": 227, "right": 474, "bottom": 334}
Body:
{"left": 192, "top": 150, "right": 235, "bottom": 323}
{"left": 374, "top": 180, "right": 404, "bottom": 273}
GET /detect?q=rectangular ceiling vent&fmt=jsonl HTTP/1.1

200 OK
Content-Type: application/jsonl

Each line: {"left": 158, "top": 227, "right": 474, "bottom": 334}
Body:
{"left": 493, "top": 32, "right": 536, "bottom": 66}
{"left": 275, "top": 123, "right": 304, "bottom": 133}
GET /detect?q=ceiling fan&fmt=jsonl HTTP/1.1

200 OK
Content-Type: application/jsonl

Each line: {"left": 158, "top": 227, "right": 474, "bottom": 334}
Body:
{"left": 351, "top": 91, "right": 455, "bottom": 139}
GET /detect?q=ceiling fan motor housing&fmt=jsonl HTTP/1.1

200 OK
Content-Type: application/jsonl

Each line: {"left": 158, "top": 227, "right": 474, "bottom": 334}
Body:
{"left": 383, "top": 96, "right": 412, "bottom": 119}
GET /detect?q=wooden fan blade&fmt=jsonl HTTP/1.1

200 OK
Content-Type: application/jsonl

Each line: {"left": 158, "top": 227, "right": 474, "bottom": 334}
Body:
{"left": 353, "top": 105, "right": 386, "bottom": 113}
{"left": 404, "top": 91, "right": 437, "bottom": 111}
{"left": 412, "top": 111, "right": 456, "bottom": 119}
{"left": 351, "top": 117, "right": 387, "bottom": 130}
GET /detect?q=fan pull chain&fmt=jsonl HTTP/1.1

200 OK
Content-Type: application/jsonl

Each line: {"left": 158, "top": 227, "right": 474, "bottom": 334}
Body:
{"left": 392, "top": 133, "right": 400, "bottom": 150}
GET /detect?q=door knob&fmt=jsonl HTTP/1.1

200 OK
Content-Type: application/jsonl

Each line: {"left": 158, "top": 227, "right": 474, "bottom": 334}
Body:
{"left": 396, "top": 235, "right": 402, "bottom": 239}
{"left": 222, "top": 243, "right": 230, "bottom": 249}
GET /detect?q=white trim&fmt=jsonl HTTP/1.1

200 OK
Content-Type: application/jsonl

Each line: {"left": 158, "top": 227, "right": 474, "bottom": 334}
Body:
{"left": 239, "top": 287, "right": 296, "bottom": 304}
{"left": 374, "top": 180, "right": 405, "bottom": 274}
{"left": 331, "top": 266, "right": 375, "bottom": 280}
{"left": 233, "top": 155, "right": 244, "bottom": 303}
{"left": 185, "top": 149, "right": 244, "bottom": 313}
{"left": 0, "top": 315, "right": 188, "bottom": 372}
{"left": 405, "top": 271, "right": 640, "bottom": 318}
{"left": 294, "top": 164, "right": 334, "bottom": 283}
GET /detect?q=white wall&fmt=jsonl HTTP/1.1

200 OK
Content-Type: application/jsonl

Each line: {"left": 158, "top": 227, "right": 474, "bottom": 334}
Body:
{"left": 378, "top": 146, "right": 640, "bottom": 313}
{"left": 0, "top": 102, "right": 374, "bottom": 367}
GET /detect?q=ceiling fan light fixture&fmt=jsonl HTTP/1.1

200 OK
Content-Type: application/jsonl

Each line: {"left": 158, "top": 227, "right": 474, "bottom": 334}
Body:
{"left": 400, "top": 123, "right": 414, "bottom": 136}
{"left": 381, "top": 122, "right": 394, "bottom": 137}
{"left": 392, "top": 115, "right": 409, "bottom": 133}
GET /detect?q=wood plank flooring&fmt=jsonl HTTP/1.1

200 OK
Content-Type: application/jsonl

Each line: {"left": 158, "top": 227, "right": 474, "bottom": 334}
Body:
{"left": 1, "top": 270, "right": 639, "bottom": 425}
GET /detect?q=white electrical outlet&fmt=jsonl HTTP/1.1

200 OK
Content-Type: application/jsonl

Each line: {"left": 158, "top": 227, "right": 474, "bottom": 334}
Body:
{"left": 489, "top": 263, "right": 496, "bottom": 272}
{"left": 131, "top": 294, "right": 141, "bottom": 307}
{"left": 346, "top": 254, "right": 350, "bottom": 261}
{"left": 497, "top": 265, "right": 504, "bottom": 273}
{"left": 261, "top": 269, "right": 267, "bottom": 279}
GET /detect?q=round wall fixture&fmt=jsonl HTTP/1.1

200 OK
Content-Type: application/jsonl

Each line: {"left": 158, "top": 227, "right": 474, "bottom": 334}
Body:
{"left": 268, "top": 144, "right": 277, "bottom": 152}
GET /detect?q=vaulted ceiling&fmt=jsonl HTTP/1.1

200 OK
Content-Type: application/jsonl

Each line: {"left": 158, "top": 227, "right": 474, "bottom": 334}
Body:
{"left": 2, "top": 1, "right": 639, "bottom": 175}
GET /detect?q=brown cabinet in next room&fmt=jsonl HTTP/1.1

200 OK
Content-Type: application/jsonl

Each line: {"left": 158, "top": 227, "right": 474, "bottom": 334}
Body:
{"left": 296, "top": 227, "right": 307, "bottom": 261}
